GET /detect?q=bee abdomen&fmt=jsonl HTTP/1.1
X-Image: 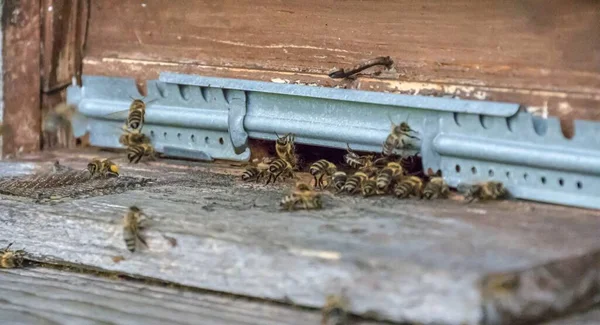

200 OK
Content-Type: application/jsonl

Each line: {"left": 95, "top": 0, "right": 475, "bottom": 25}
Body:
{"left": 123, "top": 230, "right": 137, "bottom": 252}
{"left": 242, "top": 167, "right": 259, "bottom": 181}
{"left": 393, "top": 182, "right": 412, "bottom": 198}
{"left": 376, "top": 170, "right": 393, "bottom": 190}
{"left": 128, "top": 110, "right": 144, "bottom": 129}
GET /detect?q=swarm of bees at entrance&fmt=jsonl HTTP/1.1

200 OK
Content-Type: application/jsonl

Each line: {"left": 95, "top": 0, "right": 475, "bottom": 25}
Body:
{"left": 239, "top": 115, "right": 509, "bottom": 208}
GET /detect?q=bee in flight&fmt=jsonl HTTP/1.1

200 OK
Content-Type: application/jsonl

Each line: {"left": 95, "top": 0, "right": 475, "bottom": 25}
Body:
{"left": 119, "top": 128, "right": 151, "bottom": 147}
{"left": 275, "top": 132, "right": 298, "bottom": 167}
{"left": 280, "top": 182, "right": 323, "bottom": 211}
{"left": 329, "top": 171, "right": 348, "bottom": 193}
{"left": 123, "top": 206, "right": 149, "bottom": 252}
{"left": 342, "top": 171, "right": 368, "bottom": 194}
{"left": 321, "top": 294, "right": 349, "bottom": 325}
{"left": 376, "top": 162, "right": 404, "bottom": 193}
{"left": 423, "top": 176, "right": 449, "bottom": 199}
{"left": 108, "top": 97, "right": 157, "bottom": 131}
{"left": 309, "top": 159, "right": 337, "bottom": 189}
{"left": 1, "top": 243, "right": 26, "bottom": 269}
{"left": 393, "top": 175, "right": 424, "bottom": 199}
{"left": 382, "top": 115, "right": 419, "bottom": 156}
{"left": 127, "top": 143, "right": 156, "bottom": 164}
{"left": 461, "top": 181, "right": 508, "bottom": 203}
{"left": 88, "top": 158, "right": 120, "bottom": 178}
{"left": 265, "top": 158, "right": 295, "bottom": 185}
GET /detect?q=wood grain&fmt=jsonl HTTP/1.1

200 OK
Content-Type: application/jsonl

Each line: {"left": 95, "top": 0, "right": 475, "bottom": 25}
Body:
{"left": 0, "top": 155, "right": 599, "bottom": 325}
{"left": 2, "top": 0, "right": 42, "bottom": 156}
{"left": 85, "top": 0, "right": 600, "bottom": 94}
{"left": 0, "top": 267, "right": 385, "bottom": 325}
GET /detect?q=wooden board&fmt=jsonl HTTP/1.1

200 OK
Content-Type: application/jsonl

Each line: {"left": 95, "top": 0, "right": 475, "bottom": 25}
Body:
{"left": 0, "top": 267, "right": 385, "bottom": 325}
{"left": 0, "top": 151, "right": 599, "bottom": 325}
{"left": 2, "top": 0, "right": 42, "bottom": 156}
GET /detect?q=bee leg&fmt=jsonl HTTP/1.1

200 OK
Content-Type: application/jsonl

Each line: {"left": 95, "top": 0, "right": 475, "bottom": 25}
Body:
{"left": 137, "top": 233, "right": 148, "bottom": 248}
{"left": 317, "top": 175, "right": 325, "bottom": 189}
{"left": 312, "top": 175, "right": 319, "bottom": 188}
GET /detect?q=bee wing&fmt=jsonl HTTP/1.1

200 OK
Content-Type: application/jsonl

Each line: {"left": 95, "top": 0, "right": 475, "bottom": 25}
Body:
{"left": 104, "top": 109, "right": 130, "bottom": 118}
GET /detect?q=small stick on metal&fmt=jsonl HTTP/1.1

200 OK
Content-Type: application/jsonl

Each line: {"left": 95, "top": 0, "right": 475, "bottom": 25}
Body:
{"left": 329, "top": 56, "right": 394, "bottom": 79}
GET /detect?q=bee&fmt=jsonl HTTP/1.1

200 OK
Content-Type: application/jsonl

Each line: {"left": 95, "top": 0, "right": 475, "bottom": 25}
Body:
{"left": 1, "top": 243, "right": 26, "bottom": 269}
{"left": 344, "top": 144, "right": 364, "bottom": 169}
{"left": 399, "top": 153, "right": 424, "bottom": 176}
{"left": 127, "top": 143, "right": 156, "bottom": 164}
{"left": 241, "top": 160, "right": 270, "bottom": 182}
{"left": 265, "top": 158, "right": 295, "bottom": 185}
{"left": 123, "top": 206, "right": 148, "bottom": 252}
{"left": 119, "top": 128, "right": 151, "bottom": 147}
{"left": 108, "top": 97, "right": 157, "bottom": 131}
{"left": 361, "top": 178, "right": 379, "bottom": 197}
{"left": 309, "top": 159, "right": 338, "bottom": 189}
{"left": 393, "top": 175, "right": 424, "bottom": 199}
{"left": 376, "top": 162, "right": 404, "bottom": 192}
{"left": 423, "top": 177, "right": 449, "bottom": 200}
{"left": 321, "top": 294, "right": 349, "bottom": 325}
{"left": 280, "top": 183, "right": 323, "bottom": 211}
{"left": 462, "top": 181, "right": 507, "bottom": 203}
{"left": 342, "top": 171, "right": 368, "bottom": 194}
{"left": 329, "top": 171, "right": 348, "bottom": 192}
{"left": 275, "top": 132, "right": 297, "bottom": 166}
{"left": 382, "top": 115, "right": 419, "bottom": 156}
{"left": 87, "top": 158, "right": 120, "bottom": 178}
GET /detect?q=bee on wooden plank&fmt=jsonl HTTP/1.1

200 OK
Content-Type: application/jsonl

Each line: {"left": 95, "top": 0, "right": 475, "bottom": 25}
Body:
{"left": 309, "top": 159, "right": 337, "bottom": 189}
{"left": 376, "top": 162, "right": 404, "bottom": 193}
{"left": 275, "top": 132, "right": 298, "bottom": 167}
{"left": 280, "top": 182, "right": 322, "bottom": 211}
{"left": 123, "top": 206, "right": 148, "bottom": 252}
{"left": 342, "top": 171, "right": 368, "bottom": 194}
{"left": 107, "top": 97, "right": 157, "bottom": 131}
{"left": 87, "top": 158, "right": 120, "bottom": 178}
{"left": 382, "top": 115, "right": 419, "bottom": 157}
{"left": 393, "top": 175, "right": 424, "bottom": 199}
{"left": 423, "top": 177, "right": 449, "bottom": 200}
{"left": 1, "top": 243, "right": 26, "bottom": 269}
{"left": 241, "top": 157, "right": 273, "bottom": 182}
{"left": 461, "top": 181, "right": 508, "bottom": 203}
{"left": 321, "top": 294, "right": 349, "bottom": 325}
{"left": 329, "top": 171, "right": 348, "bottom": 193}
{"left": 265, "top": 158, "right": 295, "bottom": 185}
{"left": 360, "top": 178, "right": 378, "bottom": 197}
{"left": 127, "top": 143, "right": 156, "bottom": 164}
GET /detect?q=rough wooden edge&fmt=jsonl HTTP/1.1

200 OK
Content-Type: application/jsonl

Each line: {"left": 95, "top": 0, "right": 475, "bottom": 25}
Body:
{"left": 2, "top": 0, "right": 42, "bottom": 156}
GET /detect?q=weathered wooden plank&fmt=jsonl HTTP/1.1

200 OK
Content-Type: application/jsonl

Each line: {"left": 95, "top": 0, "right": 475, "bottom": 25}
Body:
{"left": 0, "top": 155, "right": 599, "bottom": 325}
{"left": 0, "top": 267, "right": 384, "bottom": 325}
{"left": 2, "top": 0, "right": 42, "bottom": 156}
{"left": 541, "top": 308, "right": 600, "bottom": 325}
{"left": 85, "top": 0, "right": 600, "bottom": 95}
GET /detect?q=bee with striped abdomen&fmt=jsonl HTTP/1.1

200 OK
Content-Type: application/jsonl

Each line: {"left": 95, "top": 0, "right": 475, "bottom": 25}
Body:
{"left": 423, "top": 177, "right": 449, "bottom": 200}
{"left": 382, "top": 115, "right": 419, "bottom": 156}
{"left": 123, "top": 206, "right": 148, "bottom": 252}
{"left": 280, "top": 182, "right": 323, "bottom": 211}
{"left": 393, "top": 175, "right": 424, "bottom": 199}
{"left": 127, "top": 143, "right": 156, "bottom": 164}
{"left": 329, "top": 171, "right": 348, "bottom": 192}
{"left": 88, "top": 158, "right": 120, "bottom": 178}
{"left": 376, "top": 162, "right": 404, "bottom": 192}
{"left": 309, "top": 159, "right": 337, "bottom": 189}
{"left": 321, "top": 294, "right": 349, "bottom": 325}
{"left": 265, "top": 158, "right": 295, "bottom": 185}
{"left": 361, "top": 178, "right": 379, "bottom": 197}
{"left": 241, "top": 158, "right": 271, "bottom": 182}
{"left": 462, "top": 181, "right": 507, "bottom": 203}
{"left": 1, "top": 243, "right": 26, "bottom": 269}
{"left": 342, "top": 171, "right": 368, "bottom": 194}
{"left": 108, "top": 97, "right": 157, "bottom": 131}
{"left": 344, "top": 144, "right": 363, "bottom": 169}
{"left": 119, "top": 128, "right": 151, "bottom": 147}
{"left": 275, "top": 132, "right": 298, "bottom": 166}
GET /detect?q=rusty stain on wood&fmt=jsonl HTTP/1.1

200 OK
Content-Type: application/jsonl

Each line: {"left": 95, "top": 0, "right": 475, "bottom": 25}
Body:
{"left": 2, "top": 0, "right": 42, "bottom": 156}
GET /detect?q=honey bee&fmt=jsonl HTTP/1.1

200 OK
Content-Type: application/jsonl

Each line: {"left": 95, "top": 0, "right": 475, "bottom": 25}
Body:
{"left": 275, "top": 132, "right": 298, "bottom": 166}
{"left": 87, "top": 158, "right": 120, "bottom": 178}
{"left": 1, "top": 243, "right": 26, "bottom": 269}
{"left": 342, "top": 171, "right": 368, "bottom": 194}
{"left": 127, "top": 143, "right": 156, "bottom": 164}
{"left": 265, "top": 158, "right": 295, "bottom": 184}
{"left": 382, "top": 115, "right": 419, "bottom": 156}
{"left": 280, "top": 182, "right": 323, "bottom": 211}
{"left": 329, "top": 171, "right": 348, "bottom": 192}
{"left": 423, "top": 177, "right": 449, "bottom": 200}
{"left": 393, "top": 175, "right": 424, "bottom": 199}
{"left": 309, "top": 159, "right": 338, "bottom": 189}
{"left": 119, "top": 128, "right": 151, "bottom": 147}
{"left": 321, "top": 294, "right": 349, "bottom": 325}
{"left": 123, "top": 206, "right": 148, "bottom": 252}
{"left": 344, "top": 144, "right": 364, "bottom": 169}
{"left": 462, "top": 181, "right": 507, "bottom": 203}
{"left": 108, "top": 97, "right": 156, "bottom": 131}
{"left": 241, "top": 159, "right": 270, "bottom": 182}
{"left": 399, "top": 153, "right": 424, "bottom": 177}
{"left": 361, "top": 178, "right": 378, "bottom": 197}
{"left": 376, "top": 162, "right": 404, "bottom": 192}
